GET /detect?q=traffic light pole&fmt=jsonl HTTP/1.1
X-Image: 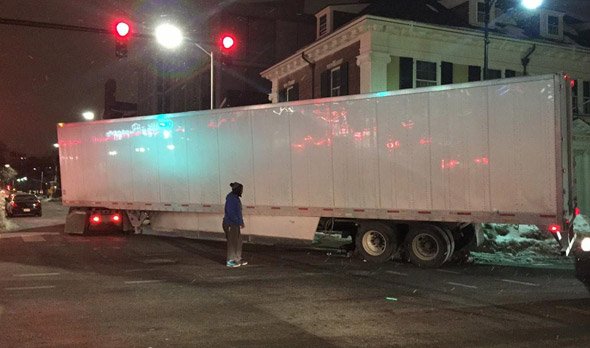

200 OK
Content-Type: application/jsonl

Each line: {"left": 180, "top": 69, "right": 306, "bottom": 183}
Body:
{"left": 191, "top": 41, "right": 214, "bottom": 110}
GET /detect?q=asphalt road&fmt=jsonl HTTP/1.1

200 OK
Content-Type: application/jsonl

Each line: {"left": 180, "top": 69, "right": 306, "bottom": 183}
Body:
{"left": 1, "top": 223, "right": 589, "bottom": 347}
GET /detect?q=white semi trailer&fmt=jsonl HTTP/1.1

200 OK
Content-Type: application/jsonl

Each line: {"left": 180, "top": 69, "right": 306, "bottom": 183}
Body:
{"left": 58, "top": 74, "right": 579, "bottom": 267}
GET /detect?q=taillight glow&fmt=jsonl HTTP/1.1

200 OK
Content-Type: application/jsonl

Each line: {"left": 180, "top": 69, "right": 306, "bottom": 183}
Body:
{"left": 90, "top": 214, "right": 102, "bottom": 225}
{"left": 548, "top": 224, "right": 561, "bottom": 233}
{"left": 10, "top": 201, "right": 17, "bottom": 207}
{"left": 111, "top": 214, "right": 121, "bottom": 223}
{"left": 575, "top": 207, "right": 581, "bottom": 216}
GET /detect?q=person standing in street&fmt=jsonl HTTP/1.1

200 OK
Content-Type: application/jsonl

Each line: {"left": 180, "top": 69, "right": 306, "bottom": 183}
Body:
{"left": 223, "top": 182, "right": 247, "bottom": 268}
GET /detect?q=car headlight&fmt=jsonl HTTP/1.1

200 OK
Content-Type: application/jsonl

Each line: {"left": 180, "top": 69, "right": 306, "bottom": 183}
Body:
{"left": 582, "top": 237, "right": 590, "bottom": 252}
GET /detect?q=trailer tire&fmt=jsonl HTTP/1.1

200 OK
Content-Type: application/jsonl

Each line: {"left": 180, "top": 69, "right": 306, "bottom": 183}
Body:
{"left": 440, "top": 226, "right": 455, "bottom": 264}
{"left": 355, "top": 222, "right": 398, "bottom": 263}
{"left": 405, "top": 224, "right": 452, "bottom": 268}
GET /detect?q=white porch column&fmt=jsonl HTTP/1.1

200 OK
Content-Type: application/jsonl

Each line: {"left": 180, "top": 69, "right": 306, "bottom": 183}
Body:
{"left": 356, "top": 51, "right": 391, "bottom": 94}
{"left": 268, "top": 77, "right": 279, "bottom": 103}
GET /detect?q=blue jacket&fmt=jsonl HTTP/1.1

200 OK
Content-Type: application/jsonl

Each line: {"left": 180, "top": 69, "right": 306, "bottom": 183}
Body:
{"left": 223, "top": 192, "right": 243, "bottom": 225}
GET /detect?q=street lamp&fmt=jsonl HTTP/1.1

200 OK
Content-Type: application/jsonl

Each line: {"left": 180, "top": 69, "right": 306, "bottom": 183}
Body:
{"left": 155, "top": 23, "right": 214, "bottom": 110}
{"left": 82, "top": 111, "right": 95, "bottom": 120}
{"left": 483, "top": 0, "right": 543, "bottom": 80}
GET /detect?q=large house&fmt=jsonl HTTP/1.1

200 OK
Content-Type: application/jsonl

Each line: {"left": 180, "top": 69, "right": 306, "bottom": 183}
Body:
{"left": 261, "top": 0, "right": 590, "bottom": 212}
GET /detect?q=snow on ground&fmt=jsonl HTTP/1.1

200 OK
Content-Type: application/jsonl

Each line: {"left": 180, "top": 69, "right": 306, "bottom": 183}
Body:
{"left": 472, "top": 215, "right": 590, "bottom": 268}
{"left": 0, "top": 205, "right": 17, "bottom": 231}
{"left": 313, "top": 215, "right": 590, "bottom": 268}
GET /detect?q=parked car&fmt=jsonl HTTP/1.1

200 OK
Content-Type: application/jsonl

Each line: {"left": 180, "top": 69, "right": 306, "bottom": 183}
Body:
{"left": 5, "top": 193, "right": 42, "bottom": 217}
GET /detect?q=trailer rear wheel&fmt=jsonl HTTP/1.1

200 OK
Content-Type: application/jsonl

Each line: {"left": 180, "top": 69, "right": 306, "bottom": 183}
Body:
{"left": 355, "top": 222, "right": 398, "bottom": 263}
{"left": 405, "top": 224, "right": 451, "bottom": 268}
{"left": 440, "top": 226, "right": 455, "bottom": 264}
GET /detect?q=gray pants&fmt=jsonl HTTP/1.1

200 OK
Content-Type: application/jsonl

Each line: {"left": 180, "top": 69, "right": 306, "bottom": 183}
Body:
{"left": 222, "top": 224, "right": 242, "bottom": 262}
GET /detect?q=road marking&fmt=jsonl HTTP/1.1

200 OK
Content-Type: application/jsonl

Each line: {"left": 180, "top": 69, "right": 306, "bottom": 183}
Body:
{"left": 0, "top": 232, "right": 59, "bottom": 239}
{"left": 437, "top": 269, "right": 461, "bottom": 274}
{"left": 22, "top": 235, "right": 46, "bottom": 242}
{"left": 447, "top": 282, "right": 478, "bottom": 289}
{"left": 556, "top": 306, "right": 590, "bottom": 316}
{"left": 142, "top": 258, "right": 176, "bottom": 264}
{"left": 5, "top": 285, "right": 55, "bottom": 291}
{"left": 15, "top": 273, "right": 60, "bottom": 277}
{"left": 386, "top": 271, "right": 408, "bottom": 276}
{"left": 501, "top": 279, "right": 539, "bottom": 287}
{"left": 124, "top": 280, "right": 163, "bottom": 285}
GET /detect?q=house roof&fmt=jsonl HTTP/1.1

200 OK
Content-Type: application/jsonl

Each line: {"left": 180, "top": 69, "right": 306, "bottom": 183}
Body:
{"left": 359, "top": 0, "right": 468, "bottom": 27}
{"left": 320, "top": 0, "right": 590, "bottom": 48}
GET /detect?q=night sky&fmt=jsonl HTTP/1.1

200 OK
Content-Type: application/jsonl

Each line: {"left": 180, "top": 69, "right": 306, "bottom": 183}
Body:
{"left": 0, "top": 0, "right": 588, "bottom": 157}
{"left": 0, "top": 0, "right": 239, "bottom": 156}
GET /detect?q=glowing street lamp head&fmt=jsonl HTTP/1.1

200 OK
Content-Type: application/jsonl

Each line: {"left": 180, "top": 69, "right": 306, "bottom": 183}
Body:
{"left": 155, "top": 23, "right": 183, "bottom": 49}
{"left": 521, "top": 0, "right": 543, "bottom": 10}
{"left": 82, "top": 111, "right": 95, "bottom": 120}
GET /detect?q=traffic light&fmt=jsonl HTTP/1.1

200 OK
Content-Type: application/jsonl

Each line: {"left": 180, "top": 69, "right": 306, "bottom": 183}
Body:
{"left": 220, "top": 34, "right": 235, "bottom": 52}
{"left": 218, "top": 33, "right": 236, "bottom": 65}
{"left": 114, "top": 20, "right": 131, "bottom": 58}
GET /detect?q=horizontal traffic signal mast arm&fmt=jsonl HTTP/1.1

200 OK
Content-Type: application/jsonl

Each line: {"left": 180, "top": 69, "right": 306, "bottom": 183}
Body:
{"left": 0, "top": 17, "right": 152, "bottom": 38}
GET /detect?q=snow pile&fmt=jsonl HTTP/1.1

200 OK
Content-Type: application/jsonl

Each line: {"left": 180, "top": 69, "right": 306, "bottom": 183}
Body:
{"left": 0, "top": 202, "right": 17, "bottom": 231}
{"left": 472, "top": 215, "right": 590, "bottom": 267}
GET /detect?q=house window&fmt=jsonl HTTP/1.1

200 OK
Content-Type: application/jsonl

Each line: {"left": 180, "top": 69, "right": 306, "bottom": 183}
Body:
{"left": 541, "top": 12, "right": 563, "bottom": 39}
{"left": 487, "top": 69, "right": 501, "bottom": 80}
{"left": 330, "top": 67, "right": 341, "bottom": 96}
{"left": 505, "top": 69, "right": 516, "bottom": 78}
{"left": 584, "top": 81, "right": 590, "bottom": 114}
{"left": 286, "top": 86, "right": 295, "bottom": 101}
{"left": 319, "top": 15, "right": 328, "bottom": 37}
{"left": 468, "top": 66, "right": 481, "bottom": 82}
{"left": 477, "top": 1, "right": 486, "bottom": 23}
{"left": 416, "top": 61, "right": 437, "bottom": 87}
{"left": 279, "top": 83, "right": 299, "bottom": 102}
{"left": 399, "top": 57, "right": 413, "bottom": 89}
{"left": 321, "top": 63, "right": 348, "bottom": 97}
{"left": 548, "top": 15, "right": 559, "bottom": 35}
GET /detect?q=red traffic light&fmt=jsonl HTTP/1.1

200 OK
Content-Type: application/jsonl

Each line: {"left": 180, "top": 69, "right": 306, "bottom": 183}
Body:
{"left": 115, "top": 21, "right": 130, "bottom": 38}
{"left": 220, "top": 34, "right": 236, "bottom": 51}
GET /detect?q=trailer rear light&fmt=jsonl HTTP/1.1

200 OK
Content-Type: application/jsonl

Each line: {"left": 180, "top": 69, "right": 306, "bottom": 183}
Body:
{"left": 111, "top": 214, "right": 121, "bottom": 223}
{"left": 90, "top": 214, "right": 102, "bottom": 225}
{"left": 582, "top": 238, "right": 590, "bottom": 252}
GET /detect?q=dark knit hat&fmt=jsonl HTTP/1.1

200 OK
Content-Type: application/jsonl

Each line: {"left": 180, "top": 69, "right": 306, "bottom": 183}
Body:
{"left": 230, "top": 182, "right": 243, "bottom": 196}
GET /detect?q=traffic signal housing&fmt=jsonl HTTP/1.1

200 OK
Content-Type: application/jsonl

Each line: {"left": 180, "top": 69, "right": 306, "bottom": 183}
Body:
{"left": 218, "top": 33, "right": 237, "bottom": 65}
{"left": 114, "top": 20, "right": 131, "bottom": 58}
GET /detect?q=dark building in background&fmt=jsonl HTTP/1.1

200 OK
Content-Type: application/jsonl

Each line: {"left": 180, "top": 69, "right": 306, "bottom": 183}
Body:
{"left": 135, "top": 0, "right": 315, "bottom": 115}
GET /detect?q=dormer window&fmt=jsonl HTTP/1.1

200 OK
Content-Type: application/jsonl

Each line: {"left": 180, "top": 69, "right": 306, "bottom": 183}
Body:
{"left": 540, "top": 11, "right": 564, "bottom": 40}
{"left": 470, "top": 0, "right": 495, "bottom": 28}
{"left": 319, "top": 15, "right": 328, "bottom": 37}
{"left": 547, "top": 15, "right": 559, "bottom": 35}
{"left": 315, "top": 4, "right": 369, "bottom": 39}
{"left": 477, "top": 1, "right": 486, "bottom": 23}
